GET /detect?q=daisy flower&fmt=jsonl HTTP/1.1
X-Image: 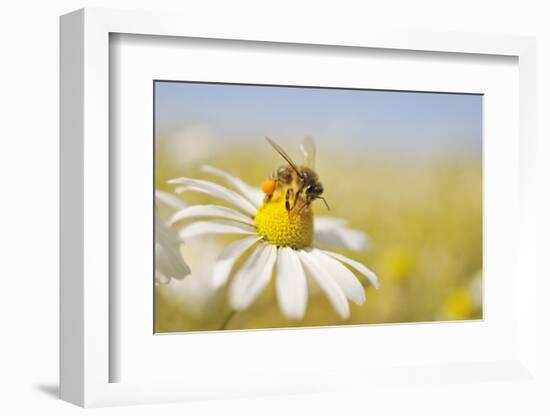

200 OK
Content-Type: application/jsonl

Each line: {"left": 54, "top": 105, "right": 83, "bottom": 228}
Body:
{"left": 168, "top": 165, "right": 379, "bottom": 320}
{"left": 155, "top": 191, "right": 191, "bottom": 284}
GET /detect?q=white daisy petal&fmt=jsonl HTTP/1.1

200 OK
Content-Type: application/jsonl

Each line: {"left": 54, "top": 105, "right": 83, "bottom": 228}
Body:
{"left": 314, "top": 216, "right": 369, "bottom": 251}
{"left": 155, "top": 210, "right": 190, "bottom": 282}
{"left": 276, "top": 247, "right": 308, "bottom": 320}
{"left": 314, "top": 216, "right": 347, "bottom": 228}
{"left": 297, "top": 250, "right": 349, "bottom": 319}
{"left": 229, "top": 243, "right": 277, "bottom": 310}
{"left": 156, "top": 241, "right": 189, "bottom": 281}
{"left": 179, "top": 219, "right": 256, "bottom": 240}
{"left": 168, "top": 178, "right": 257, "bottom": 215}
{"left": 169, "top": 205, "right": 254, "bottom": 226}
{"left": 155, "top": 190, "right": 186, "bottom": 210}
{"left": 212, "top": 236, "right": 261, "bottom": 288}
{"left": 309, "top": 248, "right": 365, "bottom": 304}
{"left": 155, "top": 271, "right": 170, "bottom": 285}
{"left": 201, "top": 165, "right": 264, "bottom": 207}
{"left": 323, "top": 250, "right": 380, "bottom": 289}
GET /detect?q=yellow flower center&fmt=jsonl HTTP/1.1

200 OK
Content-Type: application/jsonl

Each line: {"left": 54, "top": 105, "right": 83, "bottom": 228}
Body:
{"left": 254, "top": 188, "right": 313, "bottom": 249}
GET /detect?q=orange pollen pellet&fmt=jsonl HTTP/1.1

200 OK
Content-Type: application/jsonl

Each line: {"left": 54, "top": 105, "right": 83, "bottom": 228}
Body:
{"left": 261, "top": 179, "right": 276, "bottom": 195}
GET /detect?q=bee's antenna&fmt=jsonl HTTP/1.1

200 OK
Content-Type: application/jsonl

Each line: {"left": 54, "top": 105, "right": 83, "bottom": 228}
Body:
{"left": 318, "top": 197, "right": 330, "bottom": 211}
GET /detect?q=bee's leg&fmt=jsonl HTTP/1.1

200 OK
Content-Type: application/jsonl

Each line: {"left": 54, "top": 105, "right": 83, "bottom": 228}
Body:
{"left": 285, "top": 188, "right": 293, "bottom": 212}
{"left": 291, "top": 189, "right": 302, "bottom": 210}
{"left": 297, "top": 188, "right": 311, "bottom": 213}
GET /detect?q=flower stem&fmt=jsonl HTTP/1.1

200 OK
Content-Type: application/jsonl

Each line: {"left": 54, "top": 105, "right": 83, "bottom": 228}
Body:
{"left": 220, "top": 309, "right": 236, "bottom": 330}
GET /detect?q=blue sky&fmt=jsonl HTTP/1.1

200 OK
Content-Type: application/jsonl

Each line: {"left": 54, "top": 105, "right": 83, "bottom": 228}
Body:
{"left": 155, "top": 81, "right": 482, "bottom": 155}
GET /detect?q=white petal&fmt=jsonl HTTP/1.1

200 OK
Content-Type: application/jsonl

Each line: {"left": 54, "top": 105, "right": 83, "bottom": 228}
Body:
{"left": 156, "top": 241, "right": 190, "bottom": 280}
{"left": 155, "top": 271, "right": 170, "bottom": 284}
{"left": 314, "top": 216, "right": 348, "bottom": 228}
{"left": 275, "top": 247, "right": 308, "bottom": 320}
{"left": 201, "top": 165, "right": 264, "bottom": 207}
{"left": 309, "top": 248, "right": 365, "bottom": 304}
{"left": 297, "top": 250, "right": 349, "bottom": 319}
{"left": 155, "top": 211, "right": 190, "bottom": 281}
{"left": 168, "top": 178, "right": 257, "bottom": 215}
{"left": 155, "top": 190, "right": 186, "bottom": 210}
{"left": 323, "top": 250, "right": 380, "bottom": 289}
{"left": 229, "top": 243, "right": 277, "bottom": 310}
{"left": 169, "top": 205, "right": 254, "bottom": 226}
{"left": 212, "top": 236, "right": 261, "bottom": 288}
{"left": 314, "top": 216, "right": 369, "bottom": 251}
{"left": 179, "top": 220, "right": 256, "bottom": 240}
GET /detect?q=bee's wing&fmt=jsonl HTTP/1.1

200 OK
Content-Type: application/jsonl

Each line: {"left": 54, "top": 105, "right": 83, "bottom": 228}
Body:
{"left": 300, "top": 136, "right": 316, "bottom": 168}
{"left": 265, "top": 137, "right": 303, "bottom": 178}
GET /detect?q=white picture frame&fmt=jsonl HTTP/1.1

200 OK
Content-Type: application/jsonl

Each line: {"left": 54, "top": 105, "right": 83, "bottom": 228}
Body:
{"left": 60, "top": 7, "right": 538, "bottom": 408}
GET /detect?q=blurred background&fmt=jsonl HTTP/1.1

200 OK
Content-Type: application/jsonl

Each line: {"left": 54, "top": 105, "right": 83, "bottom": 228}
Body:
{"left": 154, "top": 81, "right": 482, "bottom": 332}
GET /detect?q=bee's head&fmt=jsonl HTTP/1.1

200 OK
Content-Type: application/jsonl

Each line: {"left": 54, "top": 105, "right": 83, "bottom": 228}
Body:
{"left": 305, "top": 182, "right": 329, "bottom": 211}
{"left": 306, "top": 182, "right": 324, "bottom": 198}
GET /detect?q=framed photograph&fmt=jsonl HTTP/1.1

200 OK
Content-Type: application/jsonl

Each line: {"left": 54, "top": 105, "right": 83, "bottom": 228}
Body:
{"left": 152, "top": 81, "right": 482, "bottom": 333}
{"left": 60, "top": 8, "right": 538, "bottom": 408}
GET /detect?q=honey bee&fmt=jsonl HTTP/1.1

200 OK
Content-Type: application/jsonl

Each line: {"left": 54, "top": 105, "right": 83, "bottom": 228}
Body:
{"left": 261, "top": 137, "right": 329, "bottom": 212}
